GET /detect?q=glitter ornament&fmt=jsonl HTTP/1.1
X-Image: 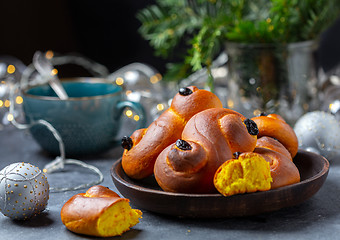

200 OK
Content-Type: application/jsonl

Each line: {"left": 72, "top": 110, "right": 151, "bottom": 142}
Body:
{"left": 0, "top": 162, "right": 49, "bottom": 220}
{"left": 294, "top": 111, "right": 340, "bottom": 161}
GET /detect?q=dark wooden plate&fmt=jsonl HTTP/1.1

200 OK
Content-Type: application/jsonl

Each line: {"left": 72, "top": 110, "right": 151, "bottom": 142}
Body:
{"left": 110, "top": 149, "right": 329, "bottom": 218}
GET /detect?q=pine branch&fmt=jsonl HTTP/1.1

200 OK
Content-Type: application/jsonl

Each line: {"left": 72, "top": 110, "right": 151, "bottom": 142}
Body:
{"left": 137, "top": 0, "right": 340, "bottom": 83}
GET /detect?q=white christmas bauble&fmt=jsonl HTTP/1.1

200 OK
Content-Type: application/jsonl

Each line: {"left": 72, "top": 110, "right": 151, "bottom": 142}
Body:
{"left": 0, "top": 162, "right": 49, "bottom": 220}
{"left": 294, "top": 111, "right": 340, "bottom": 161}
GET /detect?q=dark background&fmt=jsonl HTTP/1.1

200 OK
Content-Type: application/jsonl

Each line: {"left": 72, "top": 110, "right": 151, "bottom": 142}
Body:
{"left": 0, "top": 0, "right": 167, "bottom": 76}
{"left": 0, "top": 0, "right": 339, "bottom": 77}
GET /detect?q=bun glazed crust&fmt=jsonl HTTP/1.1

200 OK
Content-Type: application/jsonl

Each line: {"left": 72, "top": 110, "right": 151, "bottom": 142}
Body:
{"left": 120, "top": 86, "right": 300, "bottom": 195}
{"left": 251, "top": 113, "right": 298, "bottom": 158}
{"left": 60, "top": 186, "right": 142, "bottom": 237}
{"left": 213, "top": 136, "right": 300, "bottom": 197}
{"left": 122, "top": 86, "right": 223, "bottom": 179}
{"left": 254, "top": 136, "right": 300, "bottom": 189}
{"left": 154, "top": 108, "right": 258, "bottom": 193}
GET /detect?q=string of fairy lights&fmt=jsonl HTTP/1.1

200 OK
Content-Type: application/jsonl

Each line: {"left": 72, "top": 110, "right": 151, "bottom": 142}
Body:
{"left": 1, "top": 50, "right": 340, "bottom": 178}
{"left": 0, "top": 50, "right": 174, "bottom": 192}
{"left": 0, "top": 51, "right": 172, "bottom": 130}
{"left": 1, "top": 67, "right": 165, "bottom": 125}
{"left": 2, "top": 50, "right": 340, "bottom": 130}
{"left": 113, "top": 71, "right": 166, "bottom": 123}
{"left": 0, "top": 65, "right": 23, "bottom": 126}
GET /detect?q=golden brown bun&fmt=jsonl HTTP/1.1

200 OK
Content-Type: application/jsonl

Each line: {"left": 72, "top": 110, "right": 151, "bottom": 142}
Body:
{"left": 254, "top": 137, "right": 300, "bottom": 189}
{"left": 122, "top": 86, "right": 223, "bottom": 179}
{"left": 154, "top": 108, "right": 258, "bottom": 193}
{"left": 61, "top": 185, "right": 142, "bottom": 237}
{"left": 251, "top": 113, "right": 298, "bottom": 158}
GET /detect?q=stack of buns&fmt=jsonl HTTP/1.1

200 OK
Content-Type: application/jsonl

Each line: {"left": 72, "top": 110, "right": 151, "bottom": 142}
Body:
{"left": 121, "top": 86, "right": 300, "bottom": 195}
{"left": 121, "top": 86, "right": 222, "bottom": 179}
{"left": 60, "top": 86, "right": 301, "bottom": 237}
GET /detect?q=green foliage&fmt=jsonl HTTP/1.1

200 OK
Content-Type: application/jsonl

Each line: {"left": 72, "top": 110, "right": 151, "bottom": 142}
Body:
{"left": 137, "top": 0, "right": 340, "bottom": 82}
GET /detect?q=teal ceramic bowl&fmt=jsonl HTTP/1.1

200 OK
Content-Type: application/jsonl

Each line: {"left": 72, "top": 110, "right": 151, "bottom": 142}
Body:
{"left": 22, "top": 78, "right": 145, "bottom": 156}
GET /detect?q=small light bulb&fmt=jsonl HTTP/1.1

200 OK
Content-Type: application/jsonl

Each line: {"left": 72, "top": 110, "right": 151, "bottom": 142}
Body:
{"left": 7, "top": 113, "right": 14, "bottom": 122}
{"left": 51, "top": 68, "right": 58, "bottom": 76}
{"left": 7, "top": 65, "right": 15, "bottom": 74}
{"left": 125, "top": 110, "right": 133, "bottom": 117}
{"left": 116, "top": 77, "right": 124, "bottom": 86}
{"left": 4, "top": 100, "right": 10, "bottom": 108}
{"left": 227, "top": 100, "right": 234, "bottom": 109}
{"left": 156, "top": 104, "right": 164, "bottom": 111}
{"left": 45, "top": 50, "right": 54, "bottom": 59}
{"left": 16, "top": 96, "right": 23, "bottom": 104}
{"left": 150, "top": 73, "right": 162, "bottom": 84}
{"left": 253, "top": 109, "right": 261, "bottom": 117}
{"left": 134, "top": 115, "right": 140, "bottom": 121}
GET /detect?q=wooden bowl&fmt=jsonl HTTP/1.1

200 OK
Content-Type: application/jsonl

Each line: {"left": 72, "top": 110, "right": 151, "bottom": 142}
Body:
{"left": 110, "top": 150, "right": 329, "bottom": 218}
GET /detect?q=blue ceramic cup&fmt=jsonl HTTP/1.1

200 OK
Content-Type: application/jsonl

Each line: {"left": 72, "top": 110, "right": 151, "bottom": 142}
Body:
{"left": 22, "top": 78, "right": 146, "bottom": 156}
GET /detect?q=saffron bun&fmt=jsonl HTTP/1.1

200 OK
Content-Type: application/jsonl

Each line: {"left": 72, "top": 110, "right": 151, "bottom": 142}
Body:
{"left": 213, "top": 136, "right": 300, "bottom": 197}
{"left": 154, "top": 108, "right": 258, "bottom": 193}
{"left": 254, "top": 136, "right": 301, "bottom": 189}
{"left": 60, "top": 185, "right": 142, "bottom": 237}
{"left": 121, "top": 86, "right": 222, "bottom": 179}
{"left": 214, "top": 152, "right": 273, "bottom": 197}
{"left": 251, "top": 113, "right": 298, "bottom": 158}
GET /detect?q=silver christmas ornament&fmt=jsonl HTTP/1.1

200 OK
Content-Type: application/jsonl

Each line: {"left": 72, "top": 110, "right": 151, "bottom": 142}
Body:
{"left": 294, "top": 111, "right": 340, "bottom": 161}
{"left": 0, "top": 162, "right": 49, "bottom": 220}
{"left": 108, "top": 62, "right": 171, "bottom": 124}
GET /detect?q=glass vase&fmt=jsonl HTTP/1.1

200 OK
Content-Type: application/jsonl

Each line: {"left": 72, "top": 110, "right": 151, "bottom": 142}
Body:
{"left": 224, "top": 40, "right": 319, "bottom": 124}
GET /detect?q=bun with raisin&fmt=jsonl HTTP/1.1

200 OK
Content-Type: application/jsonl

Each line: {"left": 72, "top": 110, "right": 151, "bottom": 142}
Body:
{"left": 121, "top": 86, "right": 222, "bottom": 179}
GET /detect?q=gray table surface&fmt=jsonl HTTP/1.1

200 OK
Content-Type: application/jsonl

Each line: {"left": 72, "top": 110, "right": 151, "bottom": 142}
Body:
{"left": 0, "top": 125, "right": 339, "bottom": 240}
